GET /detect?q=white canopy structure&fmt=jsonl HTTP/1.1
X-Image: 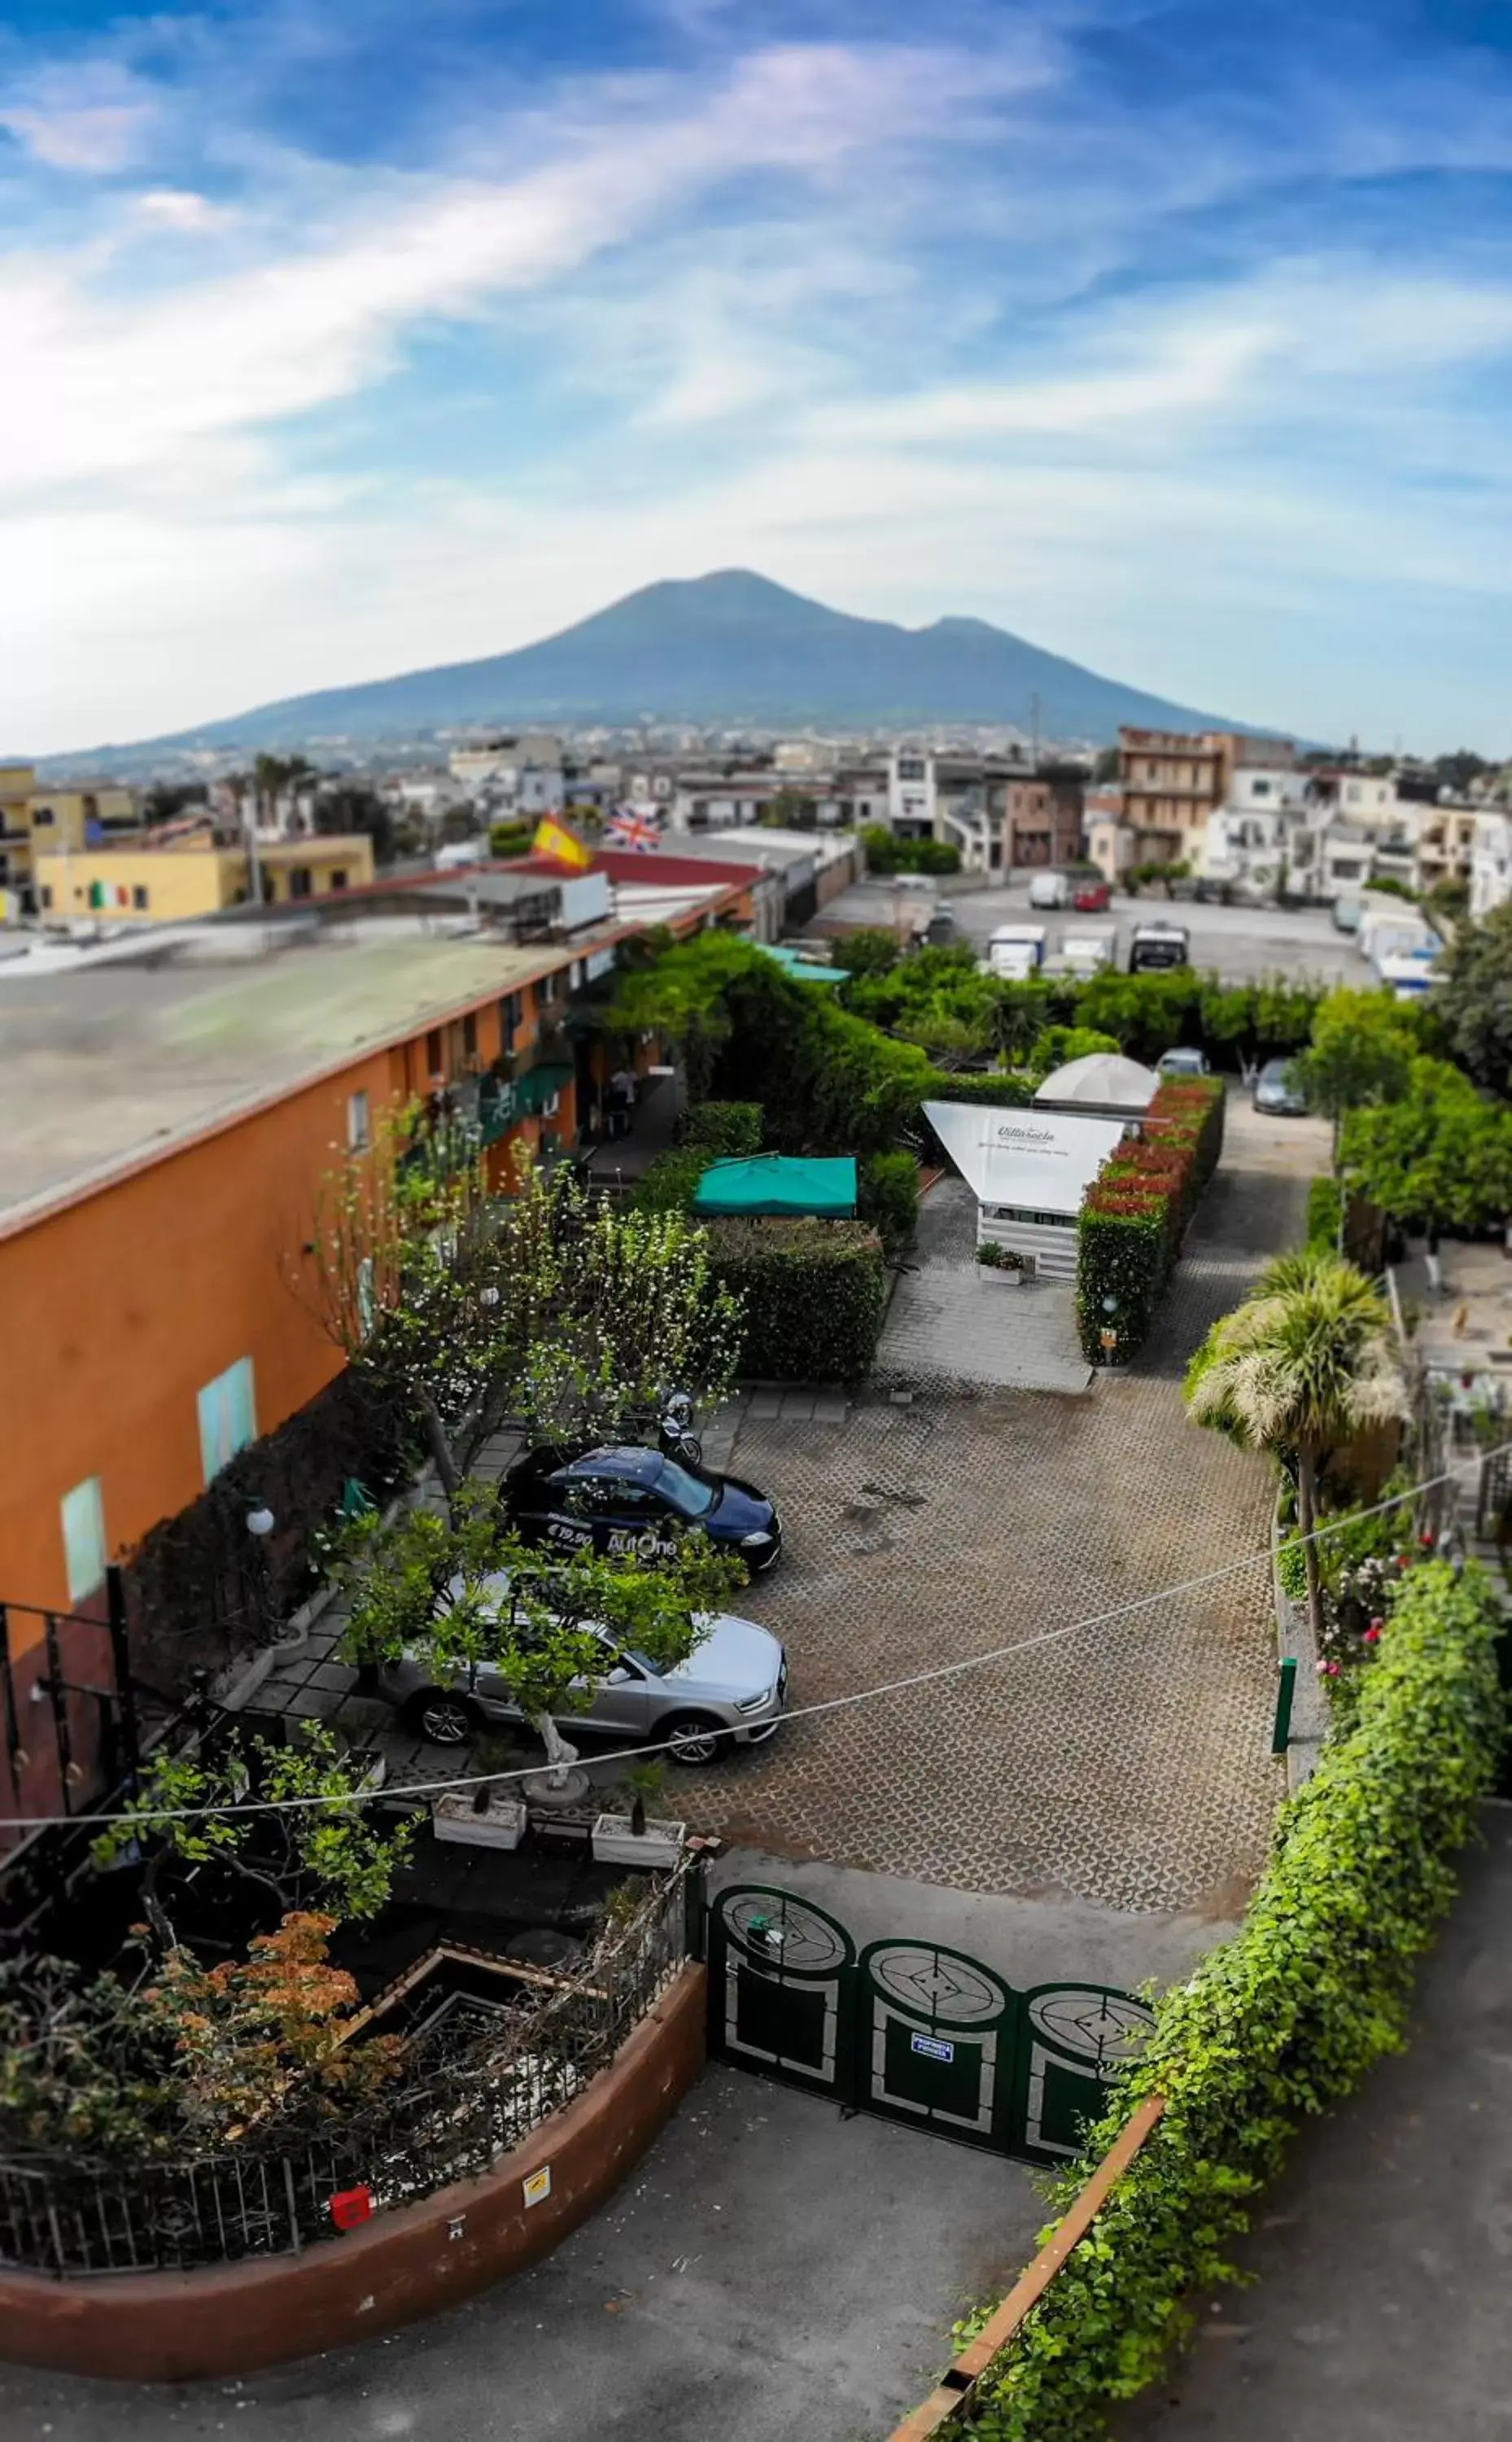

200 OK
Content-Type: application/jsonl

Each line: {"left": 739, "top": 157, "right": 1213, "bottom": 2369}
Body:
{"left": 924, "top": 1101, "right": 1126, "bottom": 1280}
{"left": 1033, "top": 1052, "right": 1159, "bottom": 1114}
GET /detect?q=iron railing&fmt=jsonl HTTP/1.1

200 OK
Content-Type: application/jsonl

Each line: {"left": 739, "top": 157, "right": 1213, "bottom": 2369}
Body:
{"left": 0, "top": 1854, "right": 704, "bottom": 2277}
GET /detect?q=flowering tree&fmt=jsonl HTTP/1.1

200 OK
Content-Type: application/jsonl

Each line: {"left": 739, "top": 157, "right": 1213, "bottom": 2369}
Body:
{"left": 333, "top": 1490, "right": 745, "bottom": 1779}
{"left": 306, "top": 1119, "right": 742, "bottom": 1505}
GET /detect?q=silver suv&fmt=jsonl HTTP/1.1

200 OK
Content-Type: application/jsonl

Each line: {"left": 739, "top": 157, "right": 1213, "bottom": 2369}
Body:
{"left": 377, "top": 1587, "right": 788, "bottom": 1768}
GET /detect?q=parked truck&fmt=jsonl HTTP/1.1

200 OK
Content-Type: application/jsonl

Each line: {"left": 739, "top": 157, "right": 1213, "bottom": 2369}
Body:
{"left": 1057, "top": 928, "right": 1117, "bottom": 980}
{"left": 983, "top": 922, "right": 1048, "bottom": 981}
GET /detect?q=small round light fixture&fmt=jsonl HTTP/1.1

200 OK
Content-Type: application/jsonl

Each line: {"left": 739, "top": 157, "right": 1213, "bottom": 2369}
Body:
{"left": 246, "top": 1504, "right": 276, "bottom": 1538}
{"left": 1102, "top": 1294, "right": 1119, "bottom": 1315}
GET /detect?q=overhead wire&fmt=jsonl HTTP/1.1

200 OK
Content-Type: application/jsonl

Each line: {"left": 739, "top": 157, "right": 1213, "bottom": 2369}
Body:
{"left": 0, "top": 1430, "right": 1495, "bottom": 1834}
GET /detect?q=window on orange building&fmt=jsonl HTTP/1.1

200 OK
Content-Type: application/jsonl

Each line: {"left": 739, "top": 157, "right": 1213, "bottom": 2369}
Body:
{"left": 347, "top": 1090, "right": 371, "bottom": 1151}
{"left": 60, "top": 1477, "right": 107, "bottom": 1604}
{"left": 198, "top": 1357, "right": 257, "bottom": 1486}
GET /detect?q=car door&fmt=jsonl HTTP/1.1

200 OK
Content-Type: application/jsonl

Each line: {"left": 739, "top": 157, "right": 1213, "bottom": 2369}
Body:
{"left": 539, "top": 1473, "right": 605, "bottom": 1556}
{"left": 584, "top": 1644, "right": 656, "bottom": 1736}
{"left": 601, "top": 1481, "right": 681, "bottom": 1565}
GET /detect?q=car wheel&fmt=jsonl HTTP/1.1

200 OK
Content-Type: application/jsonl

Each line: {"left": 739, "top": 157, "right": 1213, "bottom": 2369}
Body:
{"left": 661, "top": 1713, "right": 729, "bottom": 1768}
{"left": 404, "top": 1689, "right": 477, "bottom": 1746}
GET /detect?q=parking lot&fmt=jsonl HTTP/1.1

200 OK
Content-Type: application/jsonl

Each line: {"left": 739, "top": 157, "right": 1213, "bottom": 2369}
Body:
{"left": 816, "top": 878, "right": 1372, "bottom": 988}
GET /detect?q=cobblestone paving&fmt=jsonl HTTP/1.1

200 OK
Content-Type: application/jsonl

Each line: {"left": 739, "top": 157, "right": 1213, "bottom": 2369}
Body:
{"left": 677, "top": 1098, "right": 1334, "bottom": 1911}
{"left": 876, "top": 1175, "right": 1090, "bottom": 1393}
{"left": 251, "top": 1097, "right": 1331, "bottom": 1915}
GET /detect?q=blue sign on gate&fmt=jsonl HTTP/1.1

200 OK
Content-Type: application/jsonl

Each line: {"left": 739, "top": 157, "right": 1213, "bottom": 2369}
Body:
{"left": 911, "top": 2033, "right": 956, "bottom": 2063}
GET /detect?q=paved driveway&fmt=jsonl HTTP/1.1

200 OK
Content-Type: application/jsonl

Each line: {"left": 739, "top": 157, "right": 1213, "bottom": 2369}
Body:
{"left": 0, "top": 2068, "right": 1041, "bottom": 2442}
{"left": 679, "top": 1098, "right": 1331, "bottom": 1912}
{"left": 876, "top": 1175, "right": 1090, "bottom": 1392}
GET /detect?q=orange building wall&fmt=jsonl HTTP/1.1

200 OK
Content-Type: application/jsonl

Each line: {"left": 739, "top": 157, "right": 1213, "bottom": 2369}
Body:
{"left": 0, "top": 976, "right": 561, "bottom": 1649}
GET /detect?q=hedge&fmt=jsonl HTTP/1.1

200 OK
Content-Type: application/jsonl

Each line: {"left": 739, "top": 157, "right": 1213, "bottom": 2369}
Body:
{"left": 971, "top": 1559, "right": 1505, "bottom": 2440}
{"left": 707, "top": 1218, "right": 888, "bottom": 1381}
{"left": 1307, "top": 1173, "right": 1345, "bottom": 1249}
{"left": 920, "top": 1069, "right": 1034, "bottom": 1110}
{"left": 1076, "top": 1079, "right": 1225, "bottom": 1363}
{"left": 632, "top": 1147, "right": 715, "bottom": 1213}
{"left": 859, "top": 1149, "right": 920, "bottom": 1253}
{"left": 680, "top": 1100, "right": 763, "bottom": 1156}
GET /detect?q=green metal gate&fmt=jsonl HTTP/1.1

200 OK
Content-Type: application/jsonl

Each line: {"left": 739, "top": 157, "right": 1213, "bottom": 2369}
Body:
{"left": 708, "top": 1885, "right": 1154, "bottom": 2166}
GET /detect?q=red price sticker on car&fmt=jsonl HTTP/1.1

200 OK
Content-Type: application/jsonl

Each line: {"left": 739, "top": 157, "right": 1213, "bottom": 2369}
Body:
{"left": 330, "top": 2186, "right": 374, "bottom": 2231}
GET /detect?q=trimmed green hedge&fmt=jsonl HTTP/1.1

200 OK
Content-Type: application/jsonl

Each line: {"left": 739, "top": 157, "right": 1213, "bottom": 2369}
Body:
{"left": 972, "top": 1559, "right": 1505, "bottom": 2440}
{"left": 920, "top": 1069, "right": 1034, "bottom": 1110}
{"left": 680, "top": 1100, "right": 763, "bottom": 1156}
{"left": 708, "top": 1218, "right": 888, "bottom": 1381}
{"left": 1076, "top": 1078, "right": 1225, "bottom": 1363}
{"left": 859, "top": 1149, "right": 920, "bottom": 1253}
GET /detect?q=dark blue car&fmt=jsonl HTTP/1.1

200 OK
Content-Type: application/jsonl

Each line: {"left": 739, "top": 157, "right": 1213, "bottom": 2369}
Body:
{"left": 503, "top": 1446, "right": 783, "bottom": 1575}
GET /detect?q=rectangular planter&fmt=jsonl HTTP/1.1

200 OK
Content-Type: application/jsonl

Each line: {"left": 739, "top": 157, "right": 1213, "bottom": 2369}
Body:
{"left": 433, "top": 1791, "right": 527, "bottom": 1850}
{"left": 591, "top": 1814, "right": 687, "bottom": 1869}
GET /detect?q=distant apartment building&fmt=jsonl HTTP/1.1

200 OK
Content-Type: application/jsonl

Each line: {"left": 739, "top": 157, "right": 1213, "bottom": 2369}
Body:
{"left": 1471, "top": 811, "right": 1512, "bottom": 918}
{"left": 0, "top": 765, "right": 144, "bottom": 907}
{"left": 33, "top": 827, "right": 375, "bottom": 924}
{"left": 1002, "top": 766, "right": 1086, "bottom": 870}
{"left": 448, "top": 734, "right": 568, "bottom": 816}
{"left": 1118, "top": 729, "right": 1296, "bottom": 866}
{"left": 884, "top": 746, "right": 1030, "bottom": 874}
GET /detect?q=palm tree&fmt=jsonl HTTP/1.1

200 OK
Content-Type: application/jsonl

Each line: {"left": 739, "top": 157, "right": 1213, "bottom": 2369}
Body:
{"left": 1185, "top": 1250, "right": 1409, "bottom": 1644}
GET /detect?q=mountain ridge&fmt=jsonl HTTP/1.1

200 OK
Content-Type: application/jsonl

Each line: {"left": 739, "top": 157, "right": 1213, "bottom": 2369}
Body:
{"left": 42, "top": 571, "right": 1278, "bottom": 765}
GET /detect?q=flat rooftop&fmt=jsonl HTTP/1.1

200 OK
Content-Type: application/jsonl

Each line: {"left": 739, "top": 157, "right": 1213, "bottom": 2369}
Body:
{"left": 0, "top": 930, "right": 570, "bottom": 1229}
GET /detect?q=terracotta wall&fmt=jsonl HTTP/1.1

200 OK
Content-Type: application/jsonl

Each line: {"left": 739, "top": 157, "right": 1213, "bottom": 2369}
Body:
{"left": 0, "top": 1963, "right": 706, "bottom": 2382}
{"left": 0, "top": 978, "right": 554, "bottom": 1641}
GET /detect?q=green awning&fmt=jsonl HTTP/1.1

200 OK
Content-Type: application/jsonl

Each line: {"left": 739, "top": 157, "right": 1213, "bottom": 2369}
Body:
{"left": 694, "top": 1155, "right": 858, "bottom": 1217}
{"left": 758, "top": 943, "right": 846, "bottom": 987}
{"left": 512, "top": 1060, "right": 574, "bottom": 1118}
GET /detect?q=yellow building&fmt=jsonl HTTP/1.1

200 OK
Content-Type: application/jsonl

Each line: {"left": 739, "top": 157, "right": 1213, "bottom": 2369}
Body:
{"left": 0, "top": 765, "right": 147, "bottom": 902}
{"left": 34, "top": 831, "right": 376, "bottom": 924}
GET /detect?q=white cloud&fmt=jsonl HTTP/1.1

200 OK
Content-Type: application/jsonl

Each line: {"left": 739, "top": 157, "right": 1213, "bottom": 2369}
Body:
{"left": 134, "top": 190, "right": 236, "bottom": 234}
{"left": 0, "top": 61, "right": 158, "bottom": 173}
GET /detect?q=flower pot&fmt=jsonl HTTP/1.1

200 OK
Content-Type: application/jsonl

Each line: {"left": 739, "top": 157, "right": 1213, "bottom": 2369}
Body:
{"left": 433, "top": 1789, "right": 527, "bottom": 1849}
{"left": 591, "top": 1812, "right": 687, "bottom": 1869}
{"left": 977, "top": 1259, "right": 1023, "bottom": 1284}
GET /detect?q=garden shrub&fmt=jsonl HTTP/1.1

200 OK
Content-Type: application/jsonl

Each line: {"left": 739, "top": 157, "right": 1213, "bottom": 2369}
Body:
{"left": 707, "top": 1219, "right": 888, "bottom": 1381}
{"left": 632, "top": 1148, "right": 714, "bottom": 1214}
{"left": 858, "top": 825, "right": 961, "bottom": 877}
{"left": 1306, "top": 1174, "right": 1345, "bottom": 1249}
{"left": 859, "top": 1149, "right": 920, "bottom": 1253}
{"left": 681, "top": 1100, "right": 763, "bottom": 1157}
{"left": 972, "top": 1560, "right": 1505, "bottom": 2440}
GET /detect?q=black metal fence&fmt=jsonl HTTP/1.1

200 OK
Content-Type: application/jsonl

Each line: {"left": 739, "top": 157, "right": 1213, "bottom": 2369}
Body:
{"left": 0, "top": 1856, "right": 703, "bottom": 2278}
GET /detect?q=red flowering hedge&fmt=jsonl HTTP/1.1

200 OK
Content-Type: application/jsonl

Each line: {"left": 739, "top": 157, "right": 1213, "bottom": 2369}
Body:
{"left": 1076, "top": 1079, "right": 1226, "bottom": 1363}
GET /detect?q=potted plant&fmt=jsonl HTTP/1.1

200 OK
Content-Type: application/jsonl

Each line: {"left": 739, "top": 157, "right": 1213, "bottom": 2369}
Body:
{"left": 592, "top": 1761, "right": 686, "bottom": 1869}
{"left": 976, "top": 1242, "right": 1025, "bottom": 1284}
{"left": 432, "top": 1734, "right": 528, "bottom": 1850}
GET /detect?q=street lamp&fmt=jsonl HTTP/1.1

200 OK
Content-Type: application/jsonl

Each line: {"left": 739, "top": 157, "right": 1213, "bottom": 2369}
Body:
{"left": 245, "top": 1504, "right": 276, "bottom": 1645}
{"left": 246, "top": 1503, "right": 275, "bottom": 1539}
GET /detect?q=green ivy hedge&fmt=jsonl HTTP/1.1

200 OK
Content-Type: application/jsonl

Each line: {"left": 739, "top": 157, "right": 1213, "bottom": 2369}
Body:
{"left": 972, "top": 1559, "right": 1505, "bottom": 2440}
{"left": 680, "top": 1100, "right": 764, "bottom": 1156}
{"left": 920, "top": 1070, "right": 1034, "bottom": 1110}
{"left": 707, "top": 1218, "right": 888, "bottom": 1381}
{"left": 632, "top": 1148, "right": 714, "bottom": 1213}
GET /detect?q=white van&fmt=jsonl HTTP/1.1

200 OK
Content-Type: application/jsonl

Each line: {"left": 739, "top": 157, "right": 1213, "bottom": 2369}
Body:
{"left": 1028, "top": 871, "right": 1071, "bottom": 910}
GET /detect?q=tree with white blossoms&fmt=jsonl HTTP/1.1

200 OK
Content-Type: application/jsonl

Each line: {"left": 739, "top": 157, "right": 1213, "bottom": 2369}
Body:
{"left": 304, "top": 1114, "right": 744, "bottom": 1508}
{"left": 331, "top": 1488, "right": 745, "bottom": 1781}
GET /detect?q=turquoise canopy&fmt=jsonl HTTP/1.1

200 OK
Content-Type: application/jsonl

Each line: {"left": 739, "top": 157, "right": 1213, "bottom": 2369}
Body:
{"left": 694, "top": 1155, "right": 859, "bottom": 1218}
{"left": 758, "top": 943, "right": 847, "bottom": 987}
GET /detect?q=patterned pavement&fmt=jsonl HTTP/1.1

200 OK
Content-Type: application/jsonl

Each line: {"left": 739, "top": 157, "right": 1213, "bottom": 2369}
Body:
{"left": 876, "top": 1174, "right": 1091, "bottom": 1393}
{"left": 251, "top": 1096, "right": 1331, "bottom": 1916}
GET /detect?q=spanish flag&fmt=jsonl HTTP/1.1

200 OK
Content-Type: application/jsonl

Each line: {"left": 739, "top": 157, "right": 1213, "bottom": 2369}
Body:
{"left": 531, "top": 816, "right": 595, "bottom": 872}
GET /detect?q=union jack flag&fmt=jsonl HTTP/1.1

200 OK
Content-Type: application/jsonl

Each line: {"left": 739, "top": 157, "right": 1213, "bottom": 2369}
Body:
{"left": 605, "top": 803, "right": 662, "bottom": 852}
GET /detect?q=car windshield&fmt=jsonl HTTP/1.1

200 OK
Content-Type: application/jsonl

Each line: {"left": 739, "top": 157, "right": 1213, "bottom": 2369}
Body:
{"left": 653, "top": 1456, "right": 717, "bottom": 1517}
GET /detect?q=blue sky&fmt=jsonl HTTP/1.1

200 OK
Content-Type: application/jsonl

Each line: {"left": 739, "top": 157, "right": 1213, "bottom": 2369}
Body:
{"left": 5, "top": 1, "right": 1512, "bottom": 752}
